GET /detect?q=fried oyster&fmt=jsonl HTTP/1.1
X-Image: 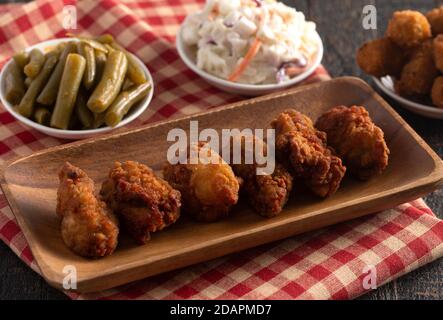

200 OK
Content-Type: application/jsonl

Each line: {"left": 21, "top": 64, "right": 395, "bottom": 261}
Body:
{"left": 271, "top": 109, "right": 346, "bottom": 198}
{"left": 57, "top": 162, "right": 119, "bottom": 258}
{"left": 316, "top": 106, "right": 390, "bottom": 180}
{"left": 163, "top": 143, "right": 240, "bottom": 222}
{"left": 100, "top": 161, "right": 181, "bottom": 245}
{"left": 227, "top": 134, "right": 293, "bottom": 218}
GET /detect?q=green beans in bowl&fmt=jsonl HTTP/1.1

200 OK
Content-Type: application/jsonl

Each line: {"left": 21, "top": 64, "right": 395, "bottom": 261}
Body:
{"left": 0, "top": 36, "right": 154, "bottom": 139}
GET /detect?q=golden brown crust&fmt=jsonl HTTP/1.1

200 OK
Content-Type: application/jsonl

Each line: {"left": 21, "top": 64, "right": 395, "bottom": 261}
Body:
{"left": 163, "top": 144, "right": 240, "bottom": 222}
{"left": 356, "top": 38, "right": 406, "bottom": 77}
{"left": 395, "top": 51, "right": 438, "bottom": 97}
{"left": 271, "top": 110, "right": 346, "bottom": 198}
{"left": 431, "top": 76, "right": 443, "bottom": 108}
{"left": 433, "top": 35, "right": 443, "bottom": 72}
{"left": 100, "top": 161, "right": 181, "bottom": 244}
{"left": 57, "top": 162, "right": 119, "bottom": 258}
{"left": 427, "top": 6, "right": 443, "bottom": 35}
{"left": 228, "top": 135, "right": 293, "bottom": 218}
{"left": 315, "top": 106, "right": 390, "bottom": 180}
{"left": 387, "top": 10, "right": 432, "bottom": 48}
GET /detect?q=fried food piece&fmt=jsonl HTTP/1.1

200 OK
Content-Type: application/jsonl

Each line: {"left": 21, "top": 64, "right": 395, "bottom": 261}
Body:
{"left": 227, "top": 135, "right": 293, "bottom": 218}
{"left": 100, "top": 161, "right": 181, "bottom": 245}
{"left": 163, "top": 143, "right": 240, "bottom": 222}
{"left": 356, "top": 38, "right": 406, "bottom": 77}
{"left": 426, "top": 6, "right": 443, "bottom": 35}
{"left": 57, "top": 162, "right": 119, "bottom": 258}
{"left": 271, "top": 110, "right": 346, "bottom": 198}
{"left": 433, "top": 35, "right": 443, "bottom": 72}
{"left": 316, "top": 106, "right": 389, "bottom": 180}
{"left": 431, "top": 76, "right": 443, "bottom": 109}
{"left": 386, "top": 10, "right": 432, "bottom": 48}
{"left": 395, "top": 51, "right": 438, "bottom": 97}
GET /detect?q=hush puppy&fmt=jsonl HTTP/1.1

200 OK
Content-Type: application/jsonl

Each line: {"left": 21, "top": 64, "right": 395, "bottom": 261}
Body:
{"left": 433, "top": 35, "right": 443, "bottom": 72}
{"left": 426, "top": 6, "right": 443, "bottom": 35}
{"left": 356, "top": 38, "right": 406, "bottom": 77}
{"left": 386, "top": 10, "right": 432, "bottom": 48}
{"left": 431, "top": 76, "right": 443, "bottom": 108}
{"left": 395, "top": 52, "right": 438, "bottom": 96}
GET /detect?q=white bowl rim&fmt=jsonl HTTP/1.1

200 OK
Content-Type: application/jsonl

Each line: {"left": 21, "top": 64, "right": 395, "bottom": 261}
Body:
{"left": 0, "top": 37, "right": 154, "bottom": 138}
{"left": 176, "top": 25, "right": 324, "bottom": 91}
{"left": 373, "top": 76, "right": 443, "bottom": 116}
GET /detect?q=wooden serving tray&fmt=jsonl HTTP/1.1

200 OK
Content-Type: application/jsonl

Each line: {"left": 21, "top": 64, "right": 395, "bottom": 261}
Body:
{"left": 1, "top": 77, "right": 443, "bottom": 293}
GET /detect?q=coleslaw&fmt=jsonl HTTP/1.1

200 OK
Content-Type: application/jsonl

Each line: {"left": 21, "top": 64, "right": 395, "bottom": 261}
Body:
{"left": 181, "top": 0, "right": 319, "bottom": 85}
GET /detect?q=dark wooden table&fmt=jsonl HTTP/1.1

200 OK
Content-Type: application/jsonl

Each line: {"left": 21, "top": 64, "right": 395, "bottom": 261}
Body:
{"left": 0, "top": 0, "right": 442, "bottom": 300}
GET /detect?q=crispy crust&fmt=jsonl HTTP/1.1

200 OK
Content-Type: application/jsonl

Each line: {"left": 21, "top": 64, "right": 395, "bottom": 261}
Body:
{"left": 431, "top": 76, "right": 443, "bottom": 108}
{"left": 395, "top": 50, "right": 438, "bottom": 97}
{"left": 228, "top": 135, "right": 293, "bottom": 218}
{"left": 427, "top": 6, "right": 443, "bottom": 35}
{"left": 315, "top": 106, "right": 390, "bottom": 180}
{"left": 271, "top": 109, "right": 346, "bottom": 198}
{"left": 387, "top": 10, "right": 432, "bottom": 48}
{"left": 163, "top": 143, "right": 240, "bottom": 222}
{"left": 57, "top": 162, "right": 119, "bottom": 258}
{"left": 356, "top": 38, "right": 406, "bottom": 77}
{"left": 100, "top": 161, "right": 181, "bottom": 244}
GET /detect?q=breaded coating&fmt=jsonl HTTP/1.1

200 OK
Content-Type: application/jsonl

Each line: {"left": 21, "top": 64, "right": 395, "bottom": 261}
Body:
{"left": 315, "top": 106, "right": 390, "bottom": 180}
{"left": 356, "top": 38, "right": 406, "bottom": 77}
{"left": 431, "top": 76, "right": 443, "bottom": 108}
{"left": 57, "top": 162, "right": 119, "bottom": 258}
{"left": 427, "top": 6, "right": 443, "bottom": 35}
{"left": 433, "top": 35, "right": 443, "bottom": 72}
{"left": 100, "top": 161, "right": 181, "bottom": 245}
{"left": 395, "top": 51, "right": 438, "bottom": 97}
{"left": 163, "top": 143, "right": 240, "bottom": 222}
{"left": 227, "top": 135, "right": 293, "bottom": 218}
{"left": 386, "top": 10, "right": 432, "bottom": 48}
{"left": 271, "top": 110, "right": 346, "bottom": 198}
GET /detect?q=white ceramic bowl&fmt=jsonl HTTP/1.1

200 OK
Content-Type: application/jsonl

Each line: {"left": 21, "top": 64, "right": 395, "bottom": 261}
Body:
{"left": 373, "top": 76, "right": 443, "bottom": 119}
{"left": 176, "top": 25, "right": 324, "bottom": 96}
{"left": 0, "top": 38, "right": 154, "bottom": 140}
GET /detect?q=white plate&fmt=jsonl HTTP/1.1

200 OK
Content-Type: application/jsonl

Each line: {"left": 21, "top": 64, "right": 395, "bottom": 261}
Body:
{"left": 373, "top": 76, "right": 443, "bottom": 119}
{"left": 177, "top": 25, "right": 324, "bottom": 96}
{"left": 0, "top": 38, "right": 154, "bottom": 140}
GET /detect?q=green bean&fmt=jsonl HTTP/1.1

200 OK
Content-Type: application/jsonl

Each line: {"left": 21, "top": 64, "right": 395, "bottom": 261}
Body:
{"left": 34, "top": 107, "right": 51, "bottom": 126}
{"left": 105, "top": 82, "right": 151, "bottom": 127}
{"left": 92, "top": 50, "right": 107, "bottom": 89}
{"left": 77, "top": 42, "right": 96, "bottom": 90}
{"left": 37, "top": 42, "right": 76, "bottom": 106}
{"left": 87, "top": 50, "right": 127, "bottom": 113}
{"left": 24, "top": 49, "right": 45, "bottom": 78}
{"left": 92, "top": 112, "right": 105, "bottom": 129}
{"left": 13, "top": 52, "right": 29, "bottom": 70}
{"left": 24, "top": 77, "right": 32, "bottom": 88}
{"left": 111, "top": 42, "right": 147, "bottom": 85}
{"left": 122, "top": 77, "right": 133, "bottom": 91}
{"left": 75, "top": 90, "right": 93, "bottom": 128}
{"left": 16, "top": 55, "right": 58, "bottom": 118}
{"left": 95, "top": 34, "right": 114, "bottom": 44}
{"left": 4, "top": 61, "right": 25, "bottom": 105}
{"left": 50, "top": 54, "right": 86, "bottom": 130}
{"left": 69, "top": 110, "right": 81, "bottom": 130}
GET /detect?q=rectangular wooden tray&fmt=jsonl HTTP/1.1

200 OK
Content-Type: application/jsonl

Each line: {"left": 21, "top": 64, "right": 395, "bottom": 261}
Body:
{"left": 2, "top": 77, "right": 443, "bottom": 293}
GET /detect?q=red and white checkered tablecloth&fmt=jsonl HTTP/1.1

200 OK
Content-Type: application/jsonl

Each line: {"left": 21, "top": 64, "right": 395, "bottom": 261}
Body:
{"left": 0, "top": 0, "right": 442, "bottom": 300}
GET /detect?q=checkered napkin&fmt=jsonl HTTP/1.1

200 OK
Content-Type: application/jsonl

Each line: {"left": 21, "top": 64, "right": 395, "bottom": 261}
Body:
{"left": 0, "top": 0, "right": 442, "bottom": 300}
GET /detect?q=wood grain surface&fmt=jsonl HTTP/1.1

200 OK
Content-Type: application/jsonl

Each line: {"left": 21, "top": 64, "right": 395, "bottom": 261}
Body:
{"left": 1, "top": 0, "right": 443, "bottom": 300}
{"left": 4, "top": 77, "right": 441, "bottom": 293}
